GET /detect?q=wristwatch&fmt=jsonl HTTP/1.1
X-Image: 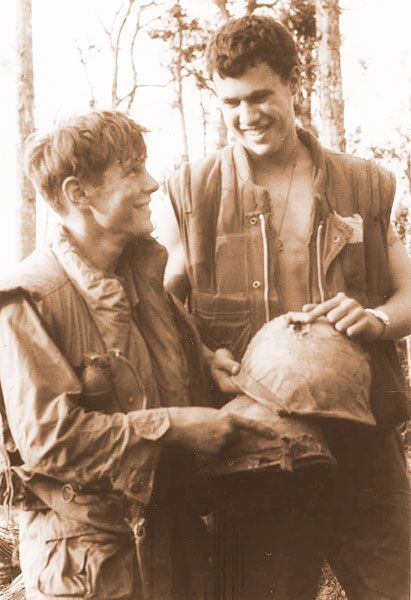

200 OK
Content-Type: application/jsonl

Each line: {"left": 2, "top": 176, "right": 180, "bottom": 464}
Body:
{"left": 364, "top": 308, "right": 390, "bottom": 339}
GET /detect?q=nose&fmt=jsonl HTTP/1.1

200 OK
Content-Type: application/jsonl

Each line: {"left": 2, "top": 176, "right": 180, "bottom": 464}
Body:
{"left": 238, "top": 101, "right": 259, "bottom": 128}
{"left": 145, "top": 171, "right": 159, "bottom": 194}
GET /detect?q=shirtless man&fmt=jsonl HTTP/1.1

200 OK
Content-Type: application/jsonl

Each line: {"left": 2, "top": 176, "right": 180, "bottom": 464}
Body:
{"left": 163, "top": 15, "right": 411, "bottom": 600}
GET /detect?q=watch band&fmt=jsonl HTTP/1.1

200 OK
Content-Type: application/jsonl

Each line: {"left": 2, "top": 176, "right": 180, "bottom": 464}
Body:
{"left": 364, "top": 308, "right": 390, "bottom": 339}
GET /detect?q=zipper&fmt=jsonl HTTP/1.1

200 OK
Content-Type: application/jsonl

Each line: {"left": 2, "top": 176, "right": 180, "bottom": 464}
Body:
{"left": 110, "top": 348, "right": 141, "bottom": 382}
{"left": 316, "top": 221, "right": 326, "bottom": 303}
{"left": 258, "top": 213, "right": 270, "bottom": 323}
{"left": 110, "top": 348, "right": 146, "bottom": 405}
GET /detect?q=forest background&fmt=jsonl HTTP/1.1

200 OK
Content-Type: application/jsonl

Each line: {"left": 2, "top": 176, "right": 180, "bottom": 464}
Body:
{"left": 1, "top": 0, "right": 411, "bottom": 261}
{"left": 2, "top": 0, "right": 410, "bottom": 379}
{"left": 0, "top": 1, "right": 410, "bottom": 597}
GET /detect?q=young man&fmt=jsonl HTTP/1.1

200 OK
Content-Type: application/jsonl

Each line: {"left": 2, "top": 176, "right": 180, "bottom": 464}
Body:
{"left": 0, "top": 111, "right": 252, "bottom": 600}
{"left": 165, "top": 15, "right": 411, "bottom": 600}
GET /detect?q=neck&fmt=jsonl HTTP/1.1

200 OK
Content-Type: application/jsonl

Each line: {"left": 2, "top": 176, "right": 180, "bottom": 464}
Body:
{"left": 250, "top": 132, "right": 303, "bottom": 182}
{"left": 63, "top": 219, "right": 128, "bottom": 273}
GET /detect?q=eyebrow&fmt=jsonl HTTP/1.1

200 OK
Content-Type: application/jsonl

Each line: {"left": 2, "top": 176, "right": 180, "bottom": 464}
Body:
{"left": 123, "top": 154, "right": 147, "bottom": 171}
{"left": 223, "top": 89, "right": 272, "bottom": 103}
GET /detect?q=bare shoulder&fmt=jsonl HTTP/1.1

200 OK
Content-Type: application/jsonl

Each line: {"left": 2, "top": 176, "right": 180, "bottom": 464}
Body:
{"left": 387, "top": 224, "right": 411, "bottom": 292}
{"left": 387, "top": 223, "right": 402, "bottom": 247}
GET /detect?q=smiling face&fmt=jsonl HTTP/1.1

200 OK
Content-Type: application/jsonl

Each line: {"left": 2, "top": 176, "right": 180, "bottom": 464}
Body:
{"left": 85, "top": 157, "right": 159, "bottom": 239}
{"left": 213, "top": 61, "right": 298, "bottom": 162}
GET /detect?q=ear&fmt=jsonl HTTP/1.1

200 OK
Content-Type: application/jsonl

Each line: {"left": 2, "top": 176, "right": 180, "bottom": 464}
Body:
{"left": 288, "top": 67, "right": 300, "bottom": 96}
{"left": 61, "top": 176, "right": 89, "bottom": 209}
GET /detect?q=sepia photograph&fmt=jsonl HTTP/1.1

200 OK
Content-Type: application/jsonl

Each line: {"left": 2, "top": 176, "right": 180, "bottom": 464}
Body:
{"left": 0, "top": 1, "right": 410, "bottom": 598}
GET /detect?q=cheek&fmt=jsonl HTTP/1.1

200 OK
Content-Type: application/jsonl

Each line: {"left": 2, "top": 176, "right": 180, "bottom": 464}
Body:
{"left": 221, "top": 108, "right": 236, "bottom": 126}
{"left": 134, "top": 205, "right": 152, "bottom": 225}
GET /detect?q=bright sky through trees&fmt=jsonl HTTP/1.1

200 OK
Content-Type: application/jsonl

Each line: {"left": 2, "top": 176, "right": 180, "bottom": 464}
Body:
{"left": 0, "top": 0, "right": 410, "bottom": 269}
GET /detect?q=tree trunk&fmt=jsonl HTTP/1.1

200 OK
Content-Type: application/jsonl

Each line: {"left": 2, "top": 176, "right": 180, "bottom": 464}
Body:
{"left": 406, "top": 224, "right": 411, "bottom": 383}
{"left": 213, "top": 0, "right": 230, "bottom": 21}
{"left": 315, "top": 0, "right": 346, "bottom": 152}
{"left": 211, "top": 0, "right": 228, "bottom": 148}
{"left": 175, "top": 21, "right": 189, "bottom": 163}
{"left": 16, "top": 0, "right": 36, "bottom": 260}
{"left": 199, "top": 92, "right": 208, "bottom": 157}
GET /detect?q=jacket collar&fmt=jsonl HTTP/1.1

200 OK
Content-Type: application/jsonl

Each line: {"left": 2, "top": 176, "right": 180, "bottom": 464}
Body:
{"left": 50, "top": 225, "right": 167, "bottom": 352}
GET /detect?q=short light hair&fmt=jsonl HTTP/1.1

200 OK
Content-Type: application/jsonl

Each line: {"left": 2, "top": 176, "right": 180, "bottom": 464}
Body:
{"left": 24, "top": 111, "right": 146, "bottom": 214}
{"left": 206, "top": 15, "right": 298, "bottom": 81}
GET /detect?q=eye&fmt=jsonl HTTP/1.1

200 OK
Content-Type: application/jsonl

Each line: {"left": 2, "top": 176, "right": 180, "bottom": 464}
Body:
{"left": 251, "top": 92, "right": 271, "bottom": 103}
{"left": 126, "top": 161, "right": 145, "bottom": 177}
{"left": 224, "top": 99, "right": 240, "bottom": 108}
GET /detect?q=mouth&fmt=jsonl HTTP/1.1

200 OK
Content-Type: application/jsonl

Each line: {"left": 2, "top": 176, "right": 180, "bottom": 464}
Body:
{"left": 133, "top": 199, "right": 151, "bottom": 210}
{"left": 240, "top": 124, "right": 271, "bottom": 140}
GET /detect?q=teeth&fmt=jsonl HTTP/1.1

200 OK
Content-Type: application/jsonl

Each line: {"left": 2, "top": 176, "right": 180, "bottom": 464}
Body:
{"left": 243, "top": 127, "right": 267, "bottom": 134}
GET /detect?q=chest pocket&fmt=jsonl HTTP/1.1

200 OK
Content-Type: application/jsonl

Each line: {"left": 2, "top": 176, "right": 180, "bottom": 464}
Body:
{"left": 75, "top": 350, "right": 147, "bottom": 414}
{"left": 192, "top": 291, "right": 252, "bottom": 361}
{"left": 215, "top": 233, "right": 249, "bottom": 293}
{"left": 323, "top": 213, "right": 368, "bottom": 306}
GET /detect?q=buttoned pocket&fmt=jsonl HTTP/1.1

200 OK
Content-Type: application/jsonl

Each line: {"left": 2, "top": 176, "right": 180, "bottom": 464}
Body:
{"left": 193, "top": 292, "right": 252, "bottom": 360}
{"left": 76, "top": 353, "right": 117, "bottom": 413}
{"left": 36, "top": 533, "right": 137, "bottom": 598}
{"left": 215, "top": 234, "right": 249, "bottom": 293}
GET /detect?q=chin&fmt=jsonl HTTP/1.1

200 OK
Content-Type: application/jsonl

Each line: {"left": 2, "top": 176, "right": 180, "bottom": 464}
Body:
{"left": 134, "top": 226, "right": 154, "bottom": 238}
{"left": 247, "top": 144, "right": 278, "bottom": 160}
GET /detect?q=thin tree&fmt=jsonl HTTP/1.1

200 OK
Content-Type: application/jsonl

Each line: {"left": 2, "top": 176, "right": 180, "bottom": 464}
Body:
{"left": 150, "top": 1, "right": 208, "bottom": 161}
{"left": 277, "top": 0, "right": 317, "bottom": 131}
{"left": 16, "top": 0, "right": 36, "bottom": 259}
{"left": 77, "top": 0, "right": 163, "bottom": 114}
{"left": 101, "top": 0, "right": 159, "bottom": 111}
{"left": 315, "top": 0, "right": 345, "bottom": 151}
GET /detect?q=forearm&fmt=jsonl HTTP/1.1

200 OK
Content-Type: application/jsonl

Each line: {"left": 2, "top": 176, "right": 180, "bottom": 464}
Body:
{"left": 0, "top": 300, "right": 170, "bottom": 504}
{"left": 376, "top": 290, "right": 411, "bottom": 340}
{"left": 378, "top": 227, "right": 411, "bottom": 340}
{"left": 4, "top": 387, "right": 169, "bottom": 503}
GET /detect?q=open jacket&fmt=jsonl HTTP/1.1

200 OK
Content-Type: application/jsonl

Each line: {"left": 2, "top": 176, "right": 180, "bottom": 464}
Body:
{"left": 0, "top": 225, "right": 210, "bottom": 598}
{"left": 167, "top": 129, "right": 410, "bottom": 427}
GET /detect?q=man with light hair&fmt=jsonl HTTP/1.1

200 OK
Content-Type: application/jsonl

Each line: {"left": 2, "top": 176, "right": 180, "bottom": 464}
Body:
{"left": 165, "top": 14, "right": 411, "bottom": 600}
{"left": 0, "top": 110, "right": 254, "bottom": 599}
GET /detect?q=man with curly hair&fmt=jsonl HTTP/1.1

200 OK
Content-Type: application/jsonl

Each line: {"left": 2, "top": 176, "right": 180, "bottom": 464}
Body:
{"left": 165, "top": 14, "right": 411, "bottom": 600}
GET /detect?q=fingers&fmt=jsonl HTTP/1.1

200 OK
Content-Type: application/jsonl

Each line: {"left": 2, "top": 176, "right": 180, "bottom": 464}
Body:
{"left": 330, "top": 305, "right": 362, "bottom": 333}
{"left": 227, "top": 413, "right": 275, "bottom": 439}
{"left": 210, "top": 348, "right": 241, "bottom": 393}
{"left": 301, "top": 292, "right": 374, "bottom": 339}
{"left": 327, "top": 300, "right": 360, "bottom": 328}
{"left": 302, "top": 303, "right": 318, "bottom": 312}
{"left": 213, "top": 348, "right": 240, "bottom": 375}
{"left": 284, "top": 311, "right": 310, "bottom": 324}
{"left": 302, "top": 292, "right": 346, "bottom": 322}
{"left": 345, "top": 315, "right": 369, "bottom": 337}
{"left": 213, "top": 375, "right": 242, "bottom": 395}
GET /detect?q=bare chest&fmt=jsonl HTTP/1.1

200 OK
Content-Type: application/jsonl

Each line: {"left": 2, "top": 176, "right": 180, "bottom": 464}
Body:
{"left": 265, "top": 170, "right": 314, "bottom": 251}
{"left": 264, "top": 170, "right": 315, "bottom": 311}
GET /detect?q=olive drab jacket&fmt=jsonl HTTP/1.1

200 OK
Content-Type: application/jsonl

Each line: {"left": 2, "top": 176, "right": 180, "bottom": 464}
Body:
{"left": 0, "top": 225, "right": 210, "bottom": 598}
{"left": 167, "top": 129, "right": 410, "bottom": 427}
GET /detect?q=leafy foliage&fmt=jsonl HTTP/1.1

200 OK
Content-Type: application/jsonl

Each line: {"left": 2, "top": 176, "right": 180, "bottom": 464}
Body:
{"left": 149, "top": 2, "right": 209, "bottom": 92}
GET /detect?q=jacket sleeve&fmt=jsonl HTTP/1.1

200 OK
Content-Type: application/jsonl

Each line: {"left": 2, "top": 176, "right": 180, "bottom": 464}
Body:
{"left": 0, "top": 297, "right": 170, "bottom": 505}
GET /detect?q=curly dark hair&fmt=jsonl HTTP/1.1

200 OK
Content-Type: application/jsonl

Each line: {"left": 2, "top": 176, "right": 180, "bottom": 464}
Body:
{"left": 24, "top": 111, "right": 146, "bottom": 214}
{"left": 206, "top": 15, "right": 299, "bottom": 81}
